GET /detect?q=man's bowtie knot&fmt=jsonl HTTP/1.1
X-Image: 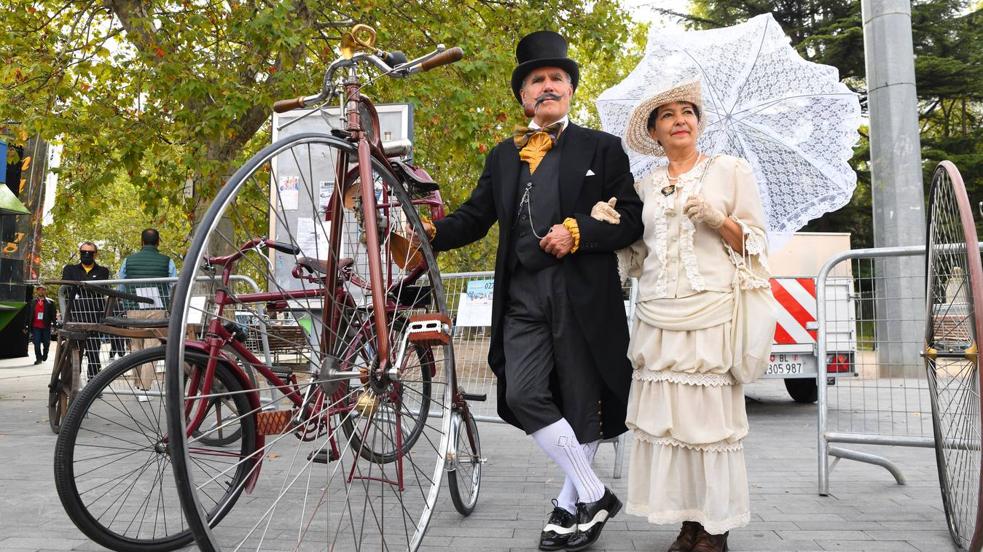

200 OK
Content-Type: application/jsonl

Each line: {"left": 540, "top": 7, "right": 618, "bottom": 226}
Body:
{"left": 514, "top": 121, "right": 563, "bottom": 174}
{"left": 512, "top": 121, "right": 564, "bottom": 148}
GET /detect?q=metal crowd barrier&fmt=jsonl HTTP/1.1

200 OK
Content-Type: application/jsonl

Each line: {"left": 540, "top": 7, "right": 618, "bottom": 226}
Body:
{"left": 442, "top": 271, "right": 633, "bottom": 479}
{"left": 816, "top": 244, "right": 955, "bottom": 495}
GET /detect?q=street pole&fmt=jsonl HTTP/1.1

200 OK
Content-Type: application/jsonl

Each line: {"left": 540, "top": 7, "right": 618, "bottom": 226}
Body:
{"left": 861, "top": 0, "right": 926, "bottom": 377}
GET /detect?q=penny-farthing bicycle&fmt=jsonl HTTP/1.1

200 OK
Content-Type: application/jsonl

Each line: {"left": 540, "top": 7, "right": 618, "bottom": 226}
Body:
{"left": 924, "top": 160, "right": 983, "bottom": 552}
{"left": 165, "top": 26, "right": 482, "bottom": 552}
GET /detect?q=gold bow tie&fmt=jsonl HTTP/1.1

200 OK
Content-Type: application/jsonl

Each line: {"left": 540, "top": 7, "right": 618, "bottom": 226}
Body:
{"left": 512, "top": 121, "right": 564, "bottom": 148}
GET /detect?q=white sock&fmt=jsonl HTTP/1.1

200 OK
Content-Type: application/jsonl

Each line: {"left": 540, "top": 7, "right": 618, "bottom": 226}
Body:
{"left": 532, "top": 420, "right": 605, "bottom": 505}
{"left": 556, "top": 440, "right": 600, "bottom": 514}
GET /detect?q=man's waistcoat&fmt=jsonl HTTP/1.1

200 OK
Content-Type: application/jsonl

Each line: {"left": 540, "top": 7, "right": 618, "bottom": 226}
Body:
{"left": 511, "top": 146, "right": 562, "bottom": 272}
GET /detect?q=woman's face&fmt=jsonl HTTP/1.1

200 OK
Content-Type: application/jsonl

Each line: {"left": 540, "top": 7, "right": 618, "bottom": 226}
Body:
{"left": 649, "top": 101, "right": 700, "bottom": 154}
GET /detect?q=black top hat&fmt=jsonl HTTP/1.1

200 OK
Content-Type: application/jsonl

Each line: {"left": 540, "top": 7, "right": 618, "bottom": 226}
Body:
{"left": 510, "top": 31, "right": 580, "bottom": 104}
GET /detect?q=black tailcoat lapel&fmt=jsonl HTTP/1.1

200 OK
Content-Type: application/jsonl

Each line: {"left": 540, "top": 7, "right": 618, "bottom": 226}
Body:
{"left": 558, "top": 124, "right": 596, "bottom": 216}
{"left": 498, "top": 142, "right": 521, "bottom": 231}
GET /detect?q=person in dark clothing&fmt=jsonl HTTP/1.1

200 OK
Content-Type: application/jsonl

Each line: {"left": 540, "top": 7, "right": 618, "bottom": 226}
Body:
{"left": 61, "top": 241, "right": 111, "bottom": 379}
{"left": 415, "top": 31, "right": 643, "bottom": 551}
{"left": 29, "top": 285, "right": 57, "bottom": 364}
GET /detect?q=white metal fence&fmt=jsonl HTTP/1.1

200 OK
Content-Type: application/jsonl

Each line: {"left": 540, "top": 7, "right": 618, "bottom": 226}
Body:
{"left": 816, "top": 245, "right": 940, "bottom": 495}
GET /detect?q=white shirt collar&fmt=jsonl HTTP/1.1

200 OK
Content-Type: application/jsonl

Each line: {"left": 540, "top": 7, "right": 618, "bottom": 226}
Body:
{"left": 528, "top": 115, "right": 569, "bottom": 131}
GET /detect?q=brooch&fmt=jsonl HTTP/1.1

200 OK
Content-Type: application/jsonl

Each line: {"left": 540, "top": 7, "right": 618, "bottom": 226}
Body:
{"left": 660, "top": 184, "right": 676, "bottom": 197}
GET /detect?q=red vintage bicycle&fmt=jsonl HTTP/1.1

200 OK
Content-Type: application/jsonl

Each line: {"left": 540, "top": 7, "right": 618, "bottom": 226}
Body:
{"left": 165, "top": 25, "right": 482, "bottom": 551}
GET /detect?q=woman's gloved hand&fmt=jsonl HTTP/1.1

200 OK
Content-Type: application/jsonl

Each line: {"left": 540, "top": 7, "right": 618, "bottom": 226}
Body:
{"left": 590, "top": 197, "right": 620, "bottom": 224}
{"left": 683, "top": 194, "right": 726, "bottom": 228}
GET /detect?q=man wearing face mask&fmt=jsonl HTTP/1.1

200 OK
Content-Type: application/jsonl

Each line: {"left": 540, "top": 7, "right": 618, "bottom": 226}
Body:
{"left": 414, "top": 31, "right": 643, "bottom": 551}
{"left": 62, "top": 241, "right": 111, "bottom": 379}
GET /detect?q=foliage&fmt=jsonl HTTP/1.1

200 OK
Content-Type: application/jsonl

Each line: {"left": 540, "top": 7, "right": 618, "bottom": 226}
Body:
{"left": 685, "top": 0, "right": 983, "bottom": 248}
{"left": 1, "top": 1, "right": 639, "bottom": 274}
{"left": 39, "top": 174, "right": 190, "bottom": 279}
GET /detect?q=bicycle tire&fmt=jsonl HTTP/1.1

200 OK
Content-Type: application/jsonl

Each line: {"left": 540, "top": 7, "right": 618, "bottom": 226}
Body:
{"left": 48, "top": 339, "right": 77, "bottom": 434}
{"left": 166, "top": 132, "right": 454, "bottom": 552}
{"left": 447, "top": 409, "right": 482, "bottom": 516}
{"left": 54, "top": 346, "right": 255, "bottom": 552}
{"left": 924, "top": 161, "right": 983, "bottom": 552}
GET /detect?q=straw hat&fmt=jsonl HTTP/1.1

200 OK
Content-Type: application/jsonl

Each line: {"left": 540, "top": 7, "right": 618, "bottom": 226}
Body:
{"left": 624, "top": 79, "right": 704, "bottom": 157}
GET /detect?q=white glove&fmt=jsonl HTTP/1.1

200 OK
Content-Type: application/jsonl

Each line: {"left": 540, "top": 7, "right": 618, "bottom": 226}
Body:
{"left": 683, "top": 194, "right": 726, "bottom": 229}
{"left": 590, "top": 197, "right": 620, "bottom": 225}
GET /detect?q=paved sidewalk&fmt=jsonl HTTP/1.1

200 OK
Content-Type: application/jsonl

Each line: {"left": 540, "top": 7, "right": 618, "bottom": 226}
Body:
{"left": 0, "top": 355, "right": 956, "bottom": 551}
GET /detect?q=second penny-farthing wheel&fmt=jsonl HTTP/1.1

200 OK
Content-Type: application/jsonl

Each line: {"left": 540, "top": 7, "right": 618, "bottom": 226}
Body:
{"left": 925, "top": 160, "right": 983, "bottom": 551}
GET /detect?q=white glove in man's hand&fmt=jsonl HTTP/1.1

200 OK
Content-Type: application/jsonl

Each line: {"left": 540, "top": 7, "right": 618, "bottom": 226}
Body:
{"left": 683, "top": 194, "right": 726, "bottom": 229}
{"left": 590, "top": 197, "right": 620, "bottom": 225}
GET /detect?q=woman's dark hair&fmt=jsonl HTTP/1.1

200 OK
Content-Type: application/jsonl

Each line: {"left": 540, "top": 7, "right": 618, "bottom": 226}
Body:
{"left": 647, "top": 102, "right": 701, "bottom": 131}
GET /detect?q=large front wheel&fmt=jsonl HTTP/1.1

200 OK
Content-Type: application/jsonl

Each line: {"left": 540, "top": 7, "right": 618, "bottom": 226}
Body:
{"left": 166, "top": 133, "right": 454, "bottom": 551}
{"left": 924, "top": 161, "right": 983, "bottom": 551}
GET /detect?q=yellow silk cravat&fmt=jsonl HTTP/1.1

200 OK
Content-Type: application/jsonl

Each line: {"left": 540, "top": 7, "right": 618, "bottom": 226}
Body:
{"left": 519, "top": 132, "right": 554, "bottom": 174}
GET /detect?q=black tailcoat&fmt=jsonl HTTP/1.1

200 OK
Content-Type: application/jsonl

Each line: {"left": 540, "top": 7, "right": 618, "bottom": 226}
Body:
{"left": 432, "top": 123, "right": 643, "bottom": 436}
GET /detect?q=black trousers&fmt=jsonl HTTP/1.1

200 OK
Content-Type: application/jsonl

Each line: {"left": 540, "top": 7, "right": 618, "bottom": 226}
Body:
{"left": 502, "top": 263, "right": 604, "bottom": 443}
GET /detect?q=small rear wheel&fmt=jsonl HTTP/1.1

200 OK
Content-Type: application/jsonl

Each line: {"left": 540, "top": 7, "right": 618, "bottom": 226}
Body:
{"left": 447, "top": 409, "right": 481, "bottom": 516}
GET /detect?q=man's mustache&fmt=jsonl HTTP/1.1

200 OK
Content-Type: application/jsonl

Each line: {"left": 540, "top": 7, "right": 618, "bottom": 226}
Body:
{"left": 535, "top": 93, "right": 563, "bottom": 107}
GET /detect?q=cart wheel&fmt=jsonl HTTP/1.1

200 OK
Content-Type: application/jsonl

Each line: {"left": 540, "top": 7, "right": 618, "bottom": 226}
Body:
{"left": 924, "top": 161, "right": 983, "bottom": 552}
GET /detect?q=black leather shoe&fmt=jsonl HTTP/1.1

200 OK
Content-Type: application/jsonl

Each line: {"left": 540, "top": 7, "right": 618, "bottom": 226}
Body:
{"left": 565, "top": 488, "right": 622, "bottom": 551}
{"left": 539, "top": 500, "right": 576, "bottom": 551}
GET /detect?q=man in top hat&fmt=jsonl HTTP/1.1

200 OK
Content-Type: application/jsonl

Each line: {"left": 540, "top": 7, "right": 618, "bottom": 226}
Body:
{"left": 419, "top": 31, "right": 643, "bottom": 550}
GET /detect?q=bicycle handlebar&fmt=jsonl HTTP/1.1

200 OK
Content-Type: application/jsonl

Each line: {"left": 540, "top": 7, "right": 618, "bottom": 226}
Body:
{"left": 272, "top": 44, "right": 464, "bottom": 112}
{"left": 273, "top": 96, "right": 308, "bottom": 114}
{"left": 418, "top": 47, "right": 464, "bottom": 72}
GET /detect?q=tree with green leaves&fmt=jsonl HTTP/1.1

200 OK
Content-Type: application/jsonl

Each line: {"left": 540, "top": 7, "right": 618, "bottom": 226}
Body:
{"left": 681, "top": 0, "right": 982, "bottom": 247}
{"left": 1, "top": 1, "right": 640, "bottom": 274}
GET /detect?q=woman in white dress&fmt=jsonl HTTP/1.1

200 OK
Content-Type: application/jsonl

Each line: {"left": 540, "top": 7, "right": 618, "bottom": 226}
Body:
{"left": 606, "top": 80, "right": 770, "bottom": 552}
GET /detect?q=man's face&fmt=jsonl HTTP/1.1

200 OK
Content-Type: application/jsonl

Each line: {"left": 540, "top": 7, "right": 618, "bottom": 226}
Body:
{"left": 519, "top": 66, "right": 573, "bottom": 125}
{"left": 79, "top": 244, "right": 97, "bottom": 265}
{"left": 36, "top": 288, "right": 45, "bottom": 299}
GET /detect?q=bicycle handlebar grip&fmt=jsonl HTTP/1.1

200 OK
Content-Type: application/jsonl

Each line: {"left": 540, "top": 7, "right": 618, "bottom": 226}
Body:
{"left": 273, "top": 97, "right": 306, "bottom": 113}
{"left": 420, "top": 47, "right": 463, "bottom": 72}
{"left": 266, "top": 240, "right": 302, "bottom": 255}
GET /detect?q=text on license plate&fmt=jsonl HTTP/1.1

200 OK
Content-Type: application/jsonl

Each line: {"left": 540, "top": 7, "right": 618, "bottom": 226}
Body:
{"left": 767, "top": 353, "right": 805, "bottom": 376}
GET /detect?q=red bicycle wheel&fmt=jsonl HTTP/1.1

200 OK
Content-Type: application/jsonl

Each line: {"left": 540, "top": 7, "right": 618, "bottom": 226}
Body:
{"left": 925, "top": 160, "right": 983, "bottom": 551}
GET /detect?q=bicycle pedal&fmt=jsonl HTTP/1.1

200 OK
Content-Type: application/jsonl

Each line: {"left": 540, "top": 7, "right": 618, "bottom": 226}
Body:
{"left": 461, "top": 392, "right": 486, "bottom": 402}
{"left": 405, "top": 313, "right": 452, "bottom": 345}
{"left": 308, "top": 449, "right": 339, "bottom": 464}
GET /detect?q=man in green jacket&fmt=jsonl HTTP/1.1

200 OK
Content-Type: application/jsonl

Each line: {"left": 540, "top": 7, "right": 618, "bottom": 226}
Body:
{"left": 119, "top": 229, "right": 176, "bottom": 395}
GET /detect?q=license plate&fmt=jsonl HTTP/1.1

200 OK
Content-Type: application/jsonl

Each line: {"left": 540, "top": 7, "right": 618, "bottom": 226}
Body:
{"left": 765, "top": 353, "right": 812, "bottom": 377}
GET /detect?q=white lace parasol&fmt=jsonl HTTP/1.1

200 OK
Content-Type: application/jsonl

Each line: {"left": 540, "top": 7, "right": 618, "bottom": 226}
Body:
{"left": 596, "top": 12, "right": 862, "bottom": 250}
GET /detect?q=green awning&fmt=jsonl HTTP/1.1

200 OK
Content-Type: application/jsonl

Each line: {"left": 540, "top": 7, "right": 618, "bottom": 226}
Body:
{"left": 0, "top": 185, "right": 29, "bottom": 215}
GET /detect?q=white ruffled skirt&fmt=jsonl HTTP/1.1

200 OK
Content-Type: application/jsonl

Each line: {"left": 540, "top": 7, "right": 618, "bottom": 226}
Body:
{"left": 625, "top": 313, "right": 751, "bottom": 535}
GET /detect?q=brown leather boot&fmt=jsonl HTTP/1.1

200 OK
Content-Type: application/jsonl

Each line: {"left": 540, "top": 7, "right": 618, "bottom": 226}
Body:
{"left": 667, "top": 521, "right": 701, "bottom": 551}
{"left": 691, "top": 529, "right": 728, "bottom": 552}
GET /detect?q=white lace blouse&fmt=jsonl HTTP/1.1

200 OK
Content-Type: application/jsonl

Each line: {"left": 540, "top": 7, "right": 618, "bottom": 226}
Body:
{"left": 635, "top": 155, "right": 768, "bottom": 302}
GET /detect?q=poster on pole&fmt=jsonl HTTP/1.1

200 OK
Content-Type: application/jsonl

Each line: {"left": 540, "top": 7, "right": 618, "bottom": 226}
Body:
{"left": 269, "top": 104, "right": 413, "bottom": 292}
